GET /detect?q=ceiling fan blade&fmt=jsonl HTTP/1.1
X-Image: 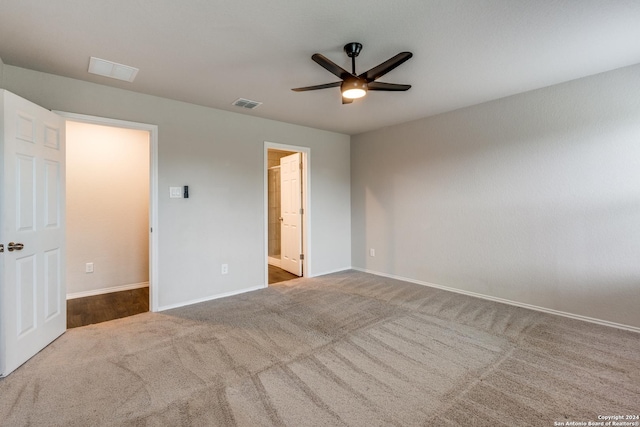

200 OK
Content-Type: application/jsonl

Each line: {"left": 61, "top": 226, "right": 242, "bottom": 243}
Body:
{"left": 312, "top": 53, "right": 353, "bottom": 80}
{"left": 367, "top": 82, "right": 411, "bottom": 91}
{"left": 359, "top": 52, "right": 413, "bottom": 82}
{"left": 342, "top": 97, "right": 353, "bottom": 105}
{"left": 291, "top": 82, "right": 341, "bottom": 92}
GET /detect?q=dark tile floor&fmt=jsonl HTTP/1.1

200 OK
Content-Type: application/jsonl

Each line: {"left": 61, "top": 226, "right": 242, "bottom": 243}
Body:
{"left": 67, "top": 287, "right": 149, "bottom": 329}
{"left": 268, "top": 264, "right": 299, "bottom": 284}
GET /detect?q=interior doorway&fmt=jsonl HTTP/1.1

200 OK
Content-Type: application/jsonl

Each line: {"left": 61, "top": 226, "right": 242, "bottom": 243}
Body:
{"left": 265, "top": 143, "right": 309, "bottom": 285}
{"left": 57, "top": 112, "right": 159, "bottom": 325}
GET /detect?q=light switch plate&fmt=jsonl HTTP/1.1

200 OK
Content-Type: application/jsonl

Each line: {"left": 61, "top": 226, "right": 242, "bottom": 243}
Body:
{"left": 169, "top": 187, "right": 182, "bottom": 198}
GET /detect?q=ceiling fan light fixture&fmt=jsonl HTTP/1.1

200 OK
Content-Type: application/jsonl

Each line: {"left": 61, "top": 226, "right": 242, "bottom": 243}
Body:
{"left": 341, "top": 78, "right": 368, "bottom": 99}
{"left": 291, "top": 43, "right": 412, "bottom": 104}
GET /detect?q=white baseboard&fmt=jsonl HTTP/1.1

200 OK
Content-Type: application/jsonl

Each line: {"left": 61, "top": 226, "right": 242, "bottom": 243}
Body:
{"left": 312, "top": 266, "right": 353, "bottom": 277}
{"left": 351, "top": 267, "right": 640, "bottom": 334}
{"left": 67, "top": 282, "right": 149, "bottom": 300}
{"left": 268, "top": 256, "right": 281, "bottom": 267}
{"left": 157, "top": 284, "right": 266, "bottom": 312}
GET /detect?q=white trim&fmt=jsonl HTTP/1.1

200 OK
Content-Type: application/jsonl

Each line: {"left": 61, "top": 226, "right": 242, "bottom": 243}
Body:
{"left": 54, "top": 111, "right": 160, "bottom": 312}
{"left": 264, "top": 142, "right": 311, "bottom": 286}
{"left": 67, "top": 282, "right": 149, "bottom": 300}
{"left": 157, "top": 285, "right": 265, "bottom": 312}
{"left": 352, "top": 267, "right": 640, "bottom": 334}
{"left": 313, "top": 267, "right": 352, "bottom": 277}
{"left": 268, "top": 256, "right": 281, "bottom": 267}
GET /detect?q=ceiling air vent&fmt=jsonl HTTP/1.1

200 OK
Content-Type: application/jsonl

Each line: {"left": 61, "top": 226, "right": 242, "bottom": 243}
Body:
{"left": 232, "top": 98, "right": 262, "bottom": 109}
{"left": 88, "top": 57, "right": 139, "bottom": 82}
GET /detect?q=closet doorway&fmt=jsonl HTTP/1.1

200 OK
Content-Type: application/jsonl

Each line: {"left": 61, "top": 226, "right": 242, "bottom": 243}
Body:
{"left": 60, "top": 113, "right": 159, "bottom": 327}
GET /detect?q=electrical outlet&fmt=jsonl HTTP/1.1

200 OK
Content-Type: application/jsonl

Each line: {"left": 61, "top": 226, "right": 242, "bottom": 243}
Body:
{"left": 369, "top": 248, "right": 375, "bottom": 257}
{"left": 221, "top": 264, "right": 228, "bottom": 275}
{"left": 85, "top": 262, "right": 94, "bottom": 273}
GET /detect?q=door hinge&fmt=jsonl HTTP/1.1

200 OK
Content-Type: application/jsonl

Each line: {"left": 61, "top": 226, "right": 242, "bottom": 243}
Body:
{"left": 300, "top": 254, "right": 304, "bottom": 260}
{"left": 0, "top": 244, "right": 3, "bottom": 253}
{"left": 299, "top": 208, "right": 304, "bottom": 214}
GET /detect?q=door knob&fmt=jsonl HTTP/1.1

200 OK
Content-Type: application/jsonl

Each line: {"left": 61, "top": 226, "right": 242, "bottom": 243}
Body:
{"left": 7, "top": 242, "right": 24, "bottom": 252}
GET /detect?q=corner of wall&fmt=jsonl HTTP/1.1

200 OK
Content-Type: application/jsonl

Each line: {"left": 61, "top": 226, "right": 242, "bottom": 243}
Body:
{"left": 0, "top": 56, "right": 5, "bottom": 87}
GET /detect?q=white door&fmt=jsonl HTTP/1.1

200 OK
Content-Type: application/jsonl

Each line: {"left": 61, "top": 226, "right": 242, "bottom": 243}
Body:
{"left": 0, "top": 90, "right": 66, "bottom": 377}
{"left": 280, "top": 153, "right": 302, "bottom": 276}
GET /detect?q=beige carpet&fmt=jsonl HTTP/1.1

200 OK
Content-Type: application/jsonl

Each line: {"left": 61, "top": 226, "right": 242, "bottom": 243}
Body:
{"left": 1, "top": 270, "right": 638, "bottom": 426}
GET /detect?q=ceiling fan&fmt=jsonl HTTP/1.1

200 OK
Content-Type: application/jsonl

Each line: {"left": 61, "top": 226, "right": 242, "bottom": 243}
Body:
{"left": 292, "top": 42, "right": 413, "bottom": 104}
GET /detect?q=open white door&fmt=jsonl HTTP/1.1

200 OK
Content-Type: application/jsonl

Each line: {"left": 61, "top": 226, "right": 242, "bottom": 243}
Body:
{"left": 280, "top": 152, "right": 302, "bottom": 276}
{"left": 0, "top": 90, "right": 66, "bottom": 377}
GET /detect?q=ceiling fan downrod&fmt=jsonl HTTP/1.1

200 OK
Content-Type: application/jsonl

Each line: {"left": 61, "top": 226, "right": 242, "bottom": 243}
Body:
{"left": 344, "top": 42, "right": 363, "bottom": 75}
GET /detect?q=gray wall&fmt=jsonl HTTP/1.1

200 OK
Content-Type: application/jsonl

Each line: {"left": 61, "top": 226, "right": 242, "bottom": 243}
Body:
{"left": 352, "top": 64, "right": 640, "bottom": 329}
{"left": 1, "top": 64, "right": 351, "bottom": 310}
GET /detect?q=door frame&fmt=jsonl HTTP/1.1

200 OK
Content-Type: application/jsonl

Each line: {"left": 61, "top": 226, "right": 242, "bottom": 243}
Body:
{"left": 54, "top": 112, "right": 160, "bottom": 312}
{"left": 264, "top": 142, "right": 310, "bottom": 286}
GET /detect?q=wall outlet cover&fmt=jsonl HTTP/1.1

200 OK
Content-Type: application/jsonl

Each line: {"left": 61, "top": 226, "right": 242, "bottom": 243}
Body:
{"left": 169, "top": 187, "right": 182, "bottom": 198}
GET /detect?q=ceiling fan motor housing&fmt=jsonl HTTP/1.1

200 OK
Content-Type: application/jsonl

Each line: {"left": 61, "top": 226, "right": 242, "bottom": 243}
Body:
{"left": 344, "top": 42, "right": 363, "bottom": 58}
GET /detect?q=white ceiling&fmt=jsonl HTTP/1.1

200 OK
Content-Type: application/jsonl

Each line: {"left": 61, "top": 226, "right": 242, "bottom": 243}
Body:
{"left": 1, "top": 0, "right": 640, "bottom": 135}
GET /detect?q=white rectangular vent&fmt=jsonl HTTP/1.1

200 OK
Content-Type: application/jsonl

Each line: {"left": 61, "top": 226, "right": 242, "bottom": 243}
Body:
{"left": 88, "top": 57, "right": 139, "bottom": 82}
{"left": 232, "top": 98, "right": 262, "bottom": 109}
